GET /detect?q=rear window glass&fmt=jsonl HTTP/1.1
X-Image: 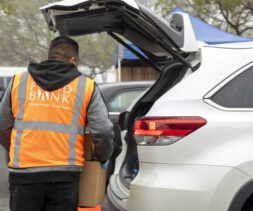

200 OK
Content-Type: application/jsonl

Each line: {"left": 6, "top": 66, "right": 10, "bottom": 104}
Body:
{"left": 211, "top": 66, "right": 253, "bottom": 108}
{"left": 108, "top": 90, "right": 144, "bottom": 112}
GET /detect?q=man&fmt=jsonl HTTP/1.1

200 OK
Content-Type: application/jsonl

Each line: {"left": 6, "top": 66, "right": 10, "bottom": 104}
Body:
{"left": 0, "top": 36, "right": 114, "bottom": 211}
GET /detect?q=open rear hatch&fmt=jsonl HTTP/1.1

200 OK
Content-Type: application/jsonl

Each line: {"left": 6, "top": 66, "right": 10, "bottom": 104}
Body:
{"left": 41, "top": 0, "right": 200, "bottom": 192}
{"left": 41, "top": 0, "right": 199, "bottom": 73}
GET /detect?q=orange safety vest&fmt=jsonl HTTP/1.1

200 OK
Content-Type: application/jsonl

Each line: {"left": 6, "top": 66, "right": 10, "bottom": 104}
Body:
{"left": 9, "top": 72, "right": 94, "bottom": 169}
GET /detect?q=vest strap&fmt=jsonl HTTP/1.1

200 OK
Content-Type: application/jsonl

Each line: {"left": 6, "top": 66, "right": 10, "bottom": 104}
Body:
{"left": 13, "top": 72, "right": 29, "bottom": 168}
{"left": 68, "top": 75, "right": 86, "bottom": 165}
{"left": 14, "top": 120, "right": 86, "bottom": 135}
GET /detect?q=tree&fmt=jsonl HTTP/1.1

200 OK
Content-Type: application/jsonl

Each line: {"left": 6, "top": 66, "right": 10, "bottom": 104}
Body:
{"left": 76, "top": 34, "right": 116, "bottom": 79}
{"left": 0, "top": 0, "right": 54, "bottom": 66}
{"left": 0, "top": 0, "right": 14, "bottom": 15}
{"left": 0, "top": 0, "right": 116, "bottom": 79}
{"left": 136, "top": 0, "right": 156, "bottom": 8}
{"left": 155, "top": 0, "right": 253, "bottom": 37}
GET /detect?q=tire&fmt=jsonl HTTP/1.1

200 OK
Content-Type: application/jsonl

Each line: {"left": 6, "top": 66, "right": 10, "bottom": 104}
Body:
{"left": 242, "top": 195, "right": 253, "bottom": 211}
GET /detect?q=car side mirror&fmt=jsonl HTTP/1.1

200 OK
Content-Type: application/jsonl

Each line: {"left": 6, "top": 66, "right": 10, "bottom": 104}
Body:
{"left": 118, "top": 111, "right": 130, "bottom": 131}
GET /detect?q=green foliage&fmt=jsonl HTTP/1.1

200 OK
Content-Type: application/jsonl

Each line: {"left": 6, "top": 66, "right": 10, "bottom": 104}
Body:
{"left": 136, "top": 0, "right": 156, "bottom": 7}
{"left": 0, "top": 0, "right": 54, "bottom": 66}
{"left": 76, "top": 34, "right": 116, "bottom": 78}
{"left": 0, "top": 0, "right": 15, "bottom": 15}
{"left": 155, "top": 0, "right": 253, "bottom": 37}
{"left": 0, "top": 0, "right": 116, "bottom": 78}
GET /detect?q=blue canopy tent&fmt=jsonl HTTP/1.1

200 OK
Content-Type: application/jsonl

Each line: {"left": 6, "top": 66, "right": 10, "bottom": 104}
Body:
{"left": 114, "top": 41, "right": 147, "bottom": 66}
{"left": 115, "top": 6, "right": 253, "bottom": 64}
{"left": 172, "top": 7, "right": 252, "bottom": 45}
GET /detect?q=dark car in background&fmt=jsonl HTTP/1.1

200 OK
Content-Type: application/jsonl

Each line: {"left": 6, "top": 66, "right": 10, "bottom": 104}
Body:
{"left": 0, "top": 68, "right": 26, "bottom": 100}
{"left": 98, "top": 81, "right": 154, "bottom": 123}
{"left": 0, "top": 77, "right": 13, "bottom": 100}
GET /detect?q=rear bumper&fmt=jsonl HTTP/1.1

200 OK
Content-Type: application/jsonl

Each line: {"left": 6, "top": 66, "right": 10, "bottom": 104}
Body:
{"left": 107, "top": 187, "right": 125, "bottom": 211}
{"left": 126, "top": 162, "right": 250, "bottom": 211}
{"left": 107, "top": 174, "right": 129, "bottom": 211}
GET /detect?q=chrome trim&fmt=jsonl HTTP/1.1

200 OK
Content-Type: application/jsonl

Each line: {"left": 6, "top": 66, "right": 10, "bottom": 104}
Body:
{"left": 204, "top": 99, "right": 253, "bottom": 112}
{"left": 109, "top": 112, "right": 120, "bottom": 115}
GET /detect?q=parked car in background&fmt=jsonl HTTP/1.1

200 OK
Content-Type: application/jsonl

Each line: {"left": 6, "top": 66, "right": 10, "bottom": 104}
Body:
{"left": 98, "top": 81, "right": 153, "bottom": 123}
{"left": 0, "top": 68, "right": 27, "bottom": 100}
{"left": 0, "top": 77, "right": 13, "bottom": 99}
{"left": 0, "top": 77, "right": 10, "bottom": 98}
{"left": 42, "top": 1, "right": 253, "bottom": 211}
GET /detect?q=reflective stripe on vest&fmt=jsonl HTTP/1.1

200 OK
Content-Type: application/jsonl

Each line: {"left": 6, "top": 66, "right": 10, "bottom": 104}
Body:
{"left": 68, "top": 75, "right": 86, "bottom": 165}
{"left": 13, "top": 72, "right": 29, "bottom": 168}
{"left": 9, "top": 72, "right": 94, "bottom": 169}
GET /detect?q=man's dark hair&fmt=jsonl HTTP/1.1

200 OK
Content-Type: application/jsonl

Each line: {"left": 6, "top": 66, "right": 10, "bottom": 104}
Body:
{"left": 48, "top": 36, "right": 79, "bottom": 62}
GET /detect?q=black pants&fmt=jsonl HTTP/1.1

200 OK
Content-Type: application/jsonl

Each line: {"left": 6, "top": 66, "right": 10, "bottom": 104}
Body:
{"left": 9, "top": 182, "right": 79, "bottom": 211}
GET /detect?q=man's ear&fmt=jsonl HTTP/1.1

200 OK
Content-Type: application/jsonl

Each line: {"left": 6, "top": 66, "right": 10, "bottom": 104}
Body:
{"left": 69, "top": 56, "right": 78, "bottom": 68}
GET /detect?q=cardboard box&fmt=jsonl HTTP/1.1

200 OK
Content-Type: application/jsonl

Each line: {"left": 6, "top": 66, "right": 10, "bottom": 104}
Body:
{"left": 79, "top": 133, "right": 106, "bottom": 207}
{"left": 78, "top": 161, "right": 106, "bottom": 208}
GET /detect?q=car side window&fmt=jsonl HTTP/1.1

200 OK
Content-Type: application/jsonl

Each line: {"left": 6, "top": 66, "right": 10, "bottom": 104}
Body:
{"left": 211, "top": 66, "right": 253, "bottom": 108}
{"left": 108, "top": 90, "right": 144, "bottom": 112}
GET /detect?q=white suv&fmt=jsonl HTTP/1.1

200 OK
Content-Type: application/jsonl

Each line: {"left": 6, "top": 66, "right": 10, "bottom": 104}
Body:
{"left": 42, "top": 1, "right": 253, "bottom": 210}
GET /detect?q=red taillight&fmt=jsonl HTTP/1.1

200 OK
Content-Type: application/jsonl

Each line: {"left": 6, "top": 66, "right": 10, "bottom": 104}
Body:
{"left": 133, "top": 117, "right": 206, "bottom": 145}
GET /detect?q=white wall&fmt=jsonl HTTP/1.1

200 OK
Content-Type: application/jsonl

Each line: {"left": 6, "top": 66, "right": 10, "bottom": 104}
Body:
{"left": 0, "top": 66, "right": 117, "bottom": 83}
{"left": 0, "top": 67, "right": 27, "bottom": 77}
